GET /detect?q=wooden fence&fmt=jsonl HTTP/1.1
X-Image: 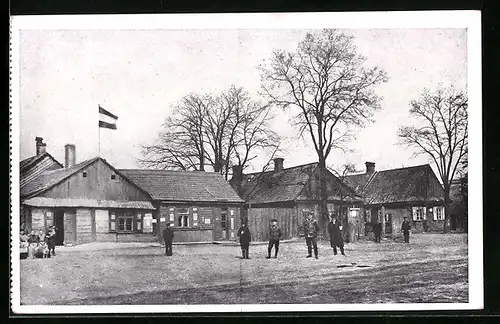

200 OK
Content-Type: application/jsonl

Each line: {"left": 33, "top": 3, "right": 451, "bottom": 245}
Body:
{"left": 245, "top": 207, "right": 298, "bottom": 242}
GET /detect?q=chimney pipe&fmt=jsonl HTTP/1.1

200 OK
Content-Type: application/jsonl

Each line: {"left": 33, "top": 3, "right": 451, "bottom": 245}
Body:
{"left": 365, "top": 161, "right": 375, "bottom": 174}
{"left": 64, "top": 144, "right": 76, "bottom": 168}
{"left": 273, "top": 158, "right": 284, "bottom": 173}
{"left": 35, "top": 137, "right": 47, "bottom": 155}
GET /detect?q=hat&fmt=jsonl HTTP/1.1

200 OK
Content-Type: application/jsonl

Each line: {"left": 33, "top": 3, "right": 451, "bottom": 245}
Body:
{"left": 270, "top": 218, "right": 277, "bottom": 222}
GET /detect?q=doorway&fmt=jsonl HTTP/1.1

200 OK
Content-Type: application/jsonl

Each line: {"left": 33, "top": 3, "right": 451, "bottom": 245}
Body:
{"left": 54, "top": 210, "right": 65, "bottom": 246}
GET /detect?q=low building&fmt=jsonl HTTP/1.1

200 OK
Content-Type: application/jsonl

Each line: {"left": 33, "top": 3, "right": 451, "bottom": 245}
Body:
{"left": 230, "top": 158, "right": 364, "bottom": 242}
{"left": 345, "top": 162, "right": 446, "bottom": 237}
{"left": 20, "top": 144, "right": 155, "bottom": 245}
{"left": 119, "top": 169, "right": 244, "bottom": 244}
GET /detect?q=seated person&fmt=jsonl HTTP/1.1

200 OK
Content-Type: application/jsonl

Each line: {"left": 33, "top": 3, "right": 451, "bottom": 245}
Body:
{"left": 35, "top": 241, "right": 50, "bottom": 258}
{"left": 27, "top": 230, "right": 40, "bottom": 259}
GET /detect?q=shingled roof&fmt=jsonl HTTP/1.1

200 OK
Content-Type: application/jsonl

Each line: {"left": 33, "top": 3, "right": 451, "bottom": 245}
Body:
{"left": 119, "top": 169, "right": 244, "bottom": 203}
{"left": 344, "top": 164, "right": 444, "bottom": 205}
{"left": 236, "top": 162, "right": 362, "bottom": 205}
{"left": 20, "top": 152, "right": 64, "bottom": 188}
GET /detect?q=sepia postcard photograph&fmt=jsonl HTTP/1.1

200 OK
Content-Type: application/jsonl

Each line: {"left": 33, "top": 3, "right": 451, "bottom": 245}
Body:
{"left": 10, "top": 11, "right": 482, "bottom": 313}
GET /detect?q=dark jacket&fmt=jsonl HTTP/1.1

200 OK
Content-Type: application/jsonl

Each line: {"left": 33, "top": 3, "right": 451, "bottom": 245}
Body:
{"left": 269, "top": 225, "right": 282, "bottom": 241}
{"left": 327, "top": 221, "right": 344, "bottom": 246}
{"left": 237, "top": 226, "right": 252, "bottom": 245}
{"left": 162, "top": 227, "right": 174, "bottom": 243}
{"left": 373, "top": 222, "right": 382, "bottom": 235}
{"left": 401, "top": 220, "right": 411, "bottom": 232}
{"left": 28, "top": 234, "right": 39, "bottom": 244}
{"left": 303, "top": 218, "right": 319, "bottom": 238}
{"left": 46, "top": 229, "right": 56, "bottom": 244}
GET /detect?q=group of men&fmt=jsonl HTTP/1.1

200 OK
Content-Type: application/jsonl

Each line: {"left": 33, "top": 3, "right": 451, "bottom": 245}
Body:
{"left": 236, "top": 212, "right": 346, "bottom": 260}
{"left": 160, "top": 211, "right": 413, "bottom": 257}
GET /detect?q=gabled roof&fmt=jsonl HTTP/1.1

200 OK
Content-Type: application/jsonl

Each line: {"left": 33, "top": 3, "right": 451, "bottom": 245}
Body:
{"left": 20, "top": 157, "right": 153, "bottom": 200}
{"left": 345, "top": 164, "right": 444, "bottom": 205}
{"left": 20, "top": 157, "right": 99, "bottom": 198}
{"left": 239, "top": 163, "right": 318, "bottom": 204}
{"left": 236, "top": 162, "right": 361, "bottom": 205}
{"left": 119, "top": 169, "right": 244, "bottom": 203}
{"left": 20, "top": 152, "right": 63, "bottom": 172}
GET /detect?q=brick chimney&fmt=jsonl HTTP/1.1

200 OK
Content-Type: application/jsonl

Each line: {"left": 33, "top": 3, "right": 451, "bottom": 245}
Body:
{"left": 365, "top": 161, "right": 375, "bottom": 174}
{"left": 273, "top": 158, "right": 284, "bottom": 173}
{"left": 35, "top": 137, "right": 47, "bottom": 155}
{"left": 64, "top": 144, "right": 76, "bottom": 168}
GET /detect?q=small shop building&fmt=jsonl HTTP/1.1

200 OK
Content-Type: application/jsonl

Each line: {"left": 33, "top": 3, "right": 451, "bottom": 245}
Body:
{"left": 20, "top": 144, "right": 156, "bottom": 245}
{"left": 345, "top": 162, "right": 446, "bottom": 237}
{"left": 119, "top": 169, "right": 244, "bottom": 244}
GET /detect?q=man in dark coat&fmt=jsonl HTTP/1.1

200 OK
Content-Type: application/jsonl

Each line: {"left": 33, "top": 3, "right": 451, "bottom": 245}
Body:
{"left": 327, "top": 214, "right": 346, "bottom": 256}
{"left": 45, "top": 226, "right": 57, "bottom": 256}
{"left": 373, "top": 221, "right": 382, "bottom": 243}
{"left": 162, "top": 223, "right": 174, "bottom": 256}
{"left": 237, "top": 223, "right": 252, "bottom": 259}
{"left": 267, "top": 219, "right": 282, "bottom": 259}
{"left": 401, "top": 216, "right": 411, "bottom": 243}
{"left": 303, "top": 212, "right": 319, "bottom": 259}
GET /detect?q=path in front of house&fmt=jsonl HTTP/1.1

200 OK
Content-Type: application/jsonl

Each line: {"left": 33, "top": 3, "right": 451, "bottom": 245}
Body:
{"left": 19, "top": 233, "right": 468, "bottom": 305}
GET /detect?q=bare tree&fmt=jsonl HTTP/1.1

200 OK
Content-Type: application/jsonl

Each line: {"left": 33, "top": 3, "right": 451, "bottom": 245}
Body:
{"left": 398, "top": 85, "right": 468, "bottom": 233}
{"left": 140, "top": 93, "right": 210, "bottom": 170}
{"left": 140, "top": 86, "right": 280, "bottom": 179}
{"left": 260, "top": 29, "right": 388, "bottom": 227}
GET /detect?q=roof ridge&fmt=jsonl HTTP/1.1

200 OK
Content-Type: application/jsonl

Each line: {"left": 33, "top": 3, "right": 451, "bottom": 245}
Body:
{"left": 119, "top": 169, "right": 223, "bottom": 175}
{"left": 243, "top": 162, "right": 318, "bottom": 176}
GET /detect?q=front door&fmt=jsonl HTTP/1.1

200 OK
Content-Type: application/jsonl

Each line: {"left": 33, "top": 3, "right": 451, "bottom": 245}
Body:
{"left": 64, "top": 210, "right": 77, "bottom": 244}
{"left": 212, "top": 208, "right": 229, "bottom": 241}
{"left": 54, "top": 210, "right": 65, "bottom": 246}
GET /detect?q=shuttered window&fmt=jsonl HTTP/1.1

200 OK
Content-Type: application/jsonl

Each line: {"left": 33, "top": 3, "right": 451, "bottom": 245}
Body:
{"left": 110, "top": 212, "right": 116, "bottom": 231}
{"left": 412, "top": 207, "right": 425, "bottom": 221}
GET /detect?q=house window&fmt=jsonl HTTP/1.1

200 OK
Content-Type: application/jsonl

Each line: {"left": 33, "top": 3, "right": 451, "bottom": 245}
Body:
{"left": 82, "top": 171, "right": 87, "bottom": 178}
{"left": 111, "top": 174, "right": 116, "bottom": 180}
{"left": 436, "top": 207, "right": 445, "bottom": 220}
{"left": 177, "top": 208, "right": 189, "bottom": 227}
{"left": 221, "top": 208, "right": 228, "bottom": 230}
{"left": 118, "top": 212, "right": 134, "bottom": 232}
{"left": 110, "top": 212, "right": 116, "bottom": 231}
{"left": 412, "top": 207, "right": 426, "bottom": 221}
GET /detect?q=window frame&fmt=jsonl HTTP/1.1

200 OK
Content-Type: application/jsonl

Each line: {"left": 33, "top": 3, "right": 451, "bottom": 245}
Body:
{"left": 177, "top": 207, "right": 190, "bottom": 228}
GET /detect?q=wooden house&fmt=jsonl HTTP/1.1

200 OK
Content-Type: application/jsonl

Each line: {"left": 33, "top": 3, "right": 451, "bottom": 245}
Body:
{"left": 345, "top": 162, "right": 446, "bottom": 237}
{"left": 20, "top": 144, "right": 155, "bottom": 245}
{"left": 230, "top": 158, "right": 364, "bottom": 242}
{"left": 119, "top": 169, "right": 244, "bottom": 244}
{"left": 20, "top": 137, "right": 63, "bottom": 188}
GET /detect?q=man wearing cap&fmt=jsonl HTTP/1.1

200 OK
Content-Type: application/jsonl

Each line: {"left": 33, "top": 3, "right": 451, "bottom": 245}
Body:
{"left": 163, "top": 223, "right": 174, "bottom": 256}
{"left": 401, "top": 216, "right": 411, "bottom": 243}
{"left": 267, "top": 219, "right": 282, "bottom": 259}
{"left": 303, "top": 212, "right": 319, "bottom": 259}
{"left": 237, "top": 222, "right": 252, "bottom": 259}
{"left": 327, "top": 213, "right": 346, "bottom": 256}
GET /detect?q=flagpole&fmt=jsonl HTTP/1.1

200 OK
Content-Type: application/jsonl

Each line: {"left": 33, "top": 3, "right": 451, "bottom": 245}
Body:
{"left": 98, "top": 105, "right": 101, "bottom": 157}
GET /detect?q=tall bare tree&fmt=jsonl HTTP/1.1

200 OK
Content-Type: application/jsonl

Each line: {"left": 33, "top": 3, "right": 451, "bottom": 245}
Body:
{"left": 140, "top": 86, "right": 280, "bottom": 180}
{"left": 398, "top": 85, "right": 468, "bottom": 233}
{"left": 259, "top": 29, "right": 388, "bottom": 228}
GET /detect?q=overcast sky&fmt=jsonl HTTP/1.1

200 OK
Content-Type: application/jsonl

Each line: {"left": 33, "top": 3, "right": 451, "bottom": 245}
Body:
{"left": 18, "top": 28, "right": 467, "bottom": 174}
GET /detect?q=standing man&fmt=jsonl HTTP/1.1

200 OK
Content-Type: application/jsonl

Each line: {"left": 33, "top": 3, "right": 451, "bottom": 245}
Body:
{"left": 46, "top": 226, "right": 57, "bottom": 256}
{"left": 401, "top": 216, "right": 411, "bottom": 243}
{"left": 303, "top": 212, "right": 319, "bottom": 259}
{"left": 163, "top": 223, "right": 174, "bottom": 256}
{"left": 237, "top": 222, "right": 252, "bottom": 259}
{"left": 266, "top": 219, "right": 282, "bottom": 259}
{"left": 373, "top": 221, "right": 382, "bottom": 243}
{"left": 328, "top": 214, "right": 346, "bottom": 256}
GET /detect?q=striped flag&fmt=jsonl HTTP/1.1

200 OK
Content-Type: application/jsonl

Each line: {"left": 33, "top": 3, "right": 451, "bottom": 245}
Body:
{"left": 98, "top": 105, "right": 118, "bottom": 130}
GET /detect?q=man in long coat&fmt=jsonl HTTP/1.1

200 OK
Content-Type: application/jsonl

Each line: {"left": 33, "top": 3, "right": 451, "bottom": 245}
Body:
{"left": 162, "top": 223, "right": 174, "bottom": 256}
{"left": 237, "top": 222, "right": 252, "bottom": 259}
{"left": 401, "top": 216, "right": 411, "bottom": 243}
{"left": 267, "top": 219, "right": 282, "bottom": 259}
{"left": 327, "top": 214, "right": 346, "bottom": 256}
{"left": 303, "top": 212, "right": 319, "bottom": 259}
{"left": 373, "top": 221, "right": 382, "bottom": 243}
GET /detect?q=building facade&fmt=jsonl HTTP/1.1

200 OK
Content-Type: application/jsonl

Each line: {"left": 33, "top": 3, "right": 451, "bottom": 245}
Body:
{"left": 345, "top": 162, "right": 446, "bottom": 238}
{"left": 119, "top": 169, "right": 244, "bottom": 244}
